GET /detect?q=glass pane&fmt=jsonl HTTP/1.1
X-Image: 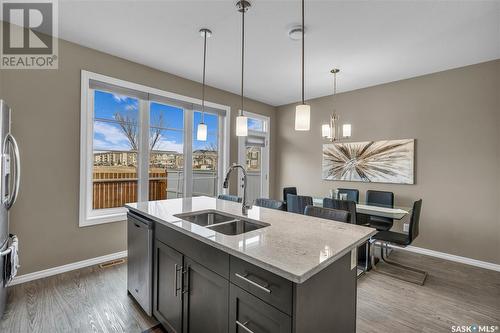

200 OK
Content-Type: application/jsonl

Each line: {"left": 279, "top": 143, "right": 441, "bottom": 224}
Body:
{"left": 150, "top": 102, "right": 184, "bottom": 200}
{"left": 248, "top": 117, "right": 265, "bottom": 132}
{"left": 92, "top": 120, "right": 138, "bottom": 209}
{"left": 150, "top": 102, "right": 184, "bottom": 130}
{"left": 245, "top": 146, "right": 262, "bottom": 204}
{"left": 94, "top": 90, "right": 139, "bottom": 124}
{"left": 192, "top": 112, "right": 218, "bottom": 197}
{"left": 246, "top": 146, "right": 261, "bottom": 172}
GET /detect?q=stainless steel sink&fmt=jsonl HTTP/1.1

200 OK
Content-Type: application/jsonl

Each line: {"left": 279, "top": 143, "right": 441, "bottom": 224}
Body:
{"left": 206, "top": 219, "right": 268, "bottom": 235}
{"left": 174, "top": 210, "right": 269, "bottom": 235}
{"left": 174, "top": 211, "right": 235, "bottom": 227}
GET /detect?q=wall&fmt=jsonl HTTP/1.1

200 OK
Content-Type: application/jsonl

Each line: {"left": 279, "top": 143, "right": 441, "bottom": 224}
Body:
{"left": 275, "top": 60, "right": 500, "bottom": 264}
{"left": 0, "top": 38, "right": 276, "bottom": 275}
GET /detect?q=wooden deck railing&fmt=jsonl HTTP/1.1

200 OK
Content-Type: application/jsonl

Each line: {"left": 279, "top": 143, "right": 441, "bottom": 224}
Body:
{"left": 92, "top": 171, "right": 167, "bottom": 209}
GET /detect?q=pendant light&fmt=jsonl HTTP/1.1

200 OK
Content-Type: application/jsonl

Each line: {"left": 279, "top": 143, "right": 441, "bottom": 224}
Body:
{"left": 236, "top": 0, "right": 250, "bottom": 137}
{"left": 295, "top": 0, "right": 310, "bottom": 131}
{"left": 197, "top": 28, "right": 212, "bottom": 141}
{"left": 322, "top": 68, "right": 352, "bottom": 141}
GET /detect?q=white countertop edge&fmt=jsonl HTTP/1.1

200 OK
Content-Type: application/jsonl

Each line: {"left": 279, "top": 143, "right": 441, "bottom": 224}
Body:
{"left": 126, "top": 205, "right": 377, "bottom": 284}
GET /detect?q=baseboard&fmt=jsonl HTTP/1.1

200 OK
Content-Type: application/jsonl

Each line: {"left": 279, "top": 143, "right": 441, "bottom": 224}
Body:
{"left": 389, "top": 245, "right": 500, "bottom": 272}
{"left": 9, "top": 250, "right": 128, "bottom": 286}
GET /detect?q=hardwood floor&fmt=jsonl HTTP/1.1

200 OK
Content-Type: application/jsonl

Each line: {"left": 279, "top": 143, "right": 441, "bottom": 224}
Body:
{"left": 1, "top": 251, "right": 499, "bottom": 332}
{"left": 0, "top": 260, "right": 157, "bottom": 333}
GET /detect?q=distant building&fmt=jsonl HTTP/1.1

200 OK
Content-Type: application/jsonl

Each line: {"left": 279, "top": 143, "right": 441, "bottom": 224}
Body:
{"left": 93, "top": 149, "right": 217, "bottom": 171}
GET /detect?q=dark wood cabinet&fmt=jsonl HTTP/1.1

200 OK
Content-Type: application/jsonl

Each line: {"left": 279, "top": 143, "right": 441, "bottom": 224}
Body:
{"left": 154, "top": 241, "right": 183, "bottom": 333}
{"left": 144, "top": 215, "right": 356, "bottom": 333}
{"left": 229, "top": 284, "right": 291, "bottom": 333}
{"left": 183, "top": 257, "right": 229, "bottom": 333}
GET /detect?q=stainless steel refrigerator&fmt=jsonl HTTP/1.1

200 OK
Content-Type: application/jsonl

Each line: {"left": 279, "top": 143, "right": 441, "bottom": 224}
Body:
{"left": 0, "top": 100, "right": 21, "bottom": 317}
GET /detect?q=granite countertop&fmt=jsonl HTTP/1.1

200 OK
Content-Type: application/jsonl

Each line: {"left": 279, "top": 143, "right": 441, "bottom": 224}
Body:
{"left": 126, "top": 196, "right": 377, "bottom": 283}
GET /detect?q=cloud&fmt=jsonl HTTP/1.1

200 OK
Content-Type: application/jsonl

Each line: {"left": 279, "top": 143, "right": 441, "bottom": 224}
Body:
{"left": 93, "top": 122, "right": 132, "bottom": 150}
{"left": 112, "top": 93, "right": 129, "bottom": 102}
{"left": 155, "top": 137, "right": 183, "bottom": 153}
{"left": 125, "top": 104, "right": 137, "bottom": 111}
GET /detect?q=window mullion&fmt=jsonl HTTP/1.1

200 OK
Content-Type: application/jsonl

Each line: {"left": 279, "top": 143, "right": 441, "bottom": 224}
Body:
{"left": 184, "top": 108, "right": 193, "bottom": 198}
{"left": 138, "top": 99, "right": 150, "bottom": 202}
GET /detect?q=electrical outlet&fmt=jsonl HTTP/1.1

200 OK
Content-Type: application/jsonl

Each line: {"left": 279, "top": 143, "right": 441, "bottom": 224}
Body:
{"left": 403, "top": 223, "right": 409, "bottom": 232}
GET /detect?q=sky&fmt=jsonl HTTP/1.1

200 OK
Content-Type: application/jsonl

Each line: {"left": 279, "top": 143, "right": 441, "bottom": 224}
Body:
{"left": 93, "top": 90, "right": 221, "bottom": 153}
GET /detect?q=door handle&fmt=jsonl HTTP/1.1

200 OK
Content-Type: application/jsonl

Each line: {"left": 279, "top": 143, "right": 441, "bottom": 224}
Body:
{"left": 236, "top": 320, "right": 255, "bottom": 333}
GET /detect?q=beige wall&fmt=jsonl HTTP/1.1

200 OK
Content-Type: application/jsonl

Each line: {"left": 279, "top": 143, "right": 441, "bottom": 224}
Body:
{"left": 275, "top": 60, "right": 500, "bottom": 264}
{"left": 0, "top": 39, "right": 276, "bottom": 275}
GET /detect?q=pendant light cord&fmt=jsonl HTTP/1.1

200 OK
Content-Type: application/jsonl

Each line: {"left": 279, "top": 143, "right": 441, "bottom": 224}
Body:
{"left": 301, "top": 0, "right": 305, "bottom": 105}
{"left": 240, "top": 1, "right": 245, "bottom": 116}
{"left": 201, "top": 30, "right": 207, "bottom": 123}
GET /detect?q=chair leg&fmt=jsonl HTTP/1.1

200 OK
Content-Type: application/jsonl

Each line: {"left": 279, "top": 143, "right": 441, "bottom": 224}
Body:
{"left": 370, "top": 241, "right": 428, "bottom": 285}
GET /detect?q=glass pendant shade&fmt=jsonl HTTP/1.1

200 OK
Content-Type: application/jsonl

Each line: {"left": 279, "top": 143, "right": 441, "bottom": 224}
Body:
{"left": 236, "top": 115, "right": 248, "bottom": 136}
{"left": 295, "top": 104, "right": 310, "bottom": 131}
{"left": 321, "top": 124, "right": 331, "bottom": 138}
{"left": 197, "top": 122, "right": 207, "bottom": 141}
{"left": 342, "top": 123, "right": 352, "bottom": 138}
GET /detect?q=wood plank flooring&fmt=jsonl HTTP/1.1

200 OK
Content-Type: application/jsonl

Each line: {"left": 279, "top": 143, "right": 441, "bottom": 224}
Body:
{"left": 0, "top": 251, "right": 499, "bottom": 332}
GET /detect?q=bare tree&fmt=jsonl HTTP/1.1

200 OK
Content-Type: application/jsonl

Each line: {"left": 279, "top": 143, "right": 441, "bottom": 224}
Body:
{"left": 114, "top": 111, "right": 165, "bottom": 151}
{"left": 114, "top": 112, "right": 138, "bottom": 150}
{"left": 149, "top": 113, "right": 164, "bottom": 150}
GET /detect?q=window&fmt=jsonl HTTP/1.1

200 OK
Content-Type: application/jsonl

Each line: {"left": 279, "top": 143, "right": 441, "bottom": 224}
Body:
{"left": 80, "top": 70, "right": 230, "bottom": 226}
{"left": 192, "top": 111, "right": 219, "bottom": 197}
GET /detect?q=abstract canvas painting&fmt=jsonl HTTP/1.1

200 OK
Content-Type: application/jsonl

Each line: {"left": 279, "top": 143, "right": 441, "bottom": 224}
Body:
{"left": 322, "top": 139, "right": 415, "bottom": 184}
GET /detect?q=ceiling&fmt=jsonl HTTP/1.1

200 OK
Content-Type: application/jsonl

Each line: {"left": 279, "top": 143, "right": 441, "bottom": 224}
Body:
{"left": 59, "top": 0, "right": 500, "bottom": 106}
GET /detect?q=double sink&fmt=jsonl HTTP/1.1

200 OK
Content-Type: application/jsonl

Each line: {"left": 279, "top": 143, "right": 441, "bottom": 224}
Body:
{"left": 174, "top": 210, "right": 270, "bottom": 236}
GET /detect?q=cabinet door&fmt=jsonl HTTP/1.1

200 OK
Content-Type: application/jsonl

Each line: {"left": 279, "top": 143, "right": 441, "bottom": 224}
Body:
{"left": 229, "top": 284, "right": 291, "bottom": 333}
{"left": 154, "top": 240, "right": 183, "bottom": 333}
{"left": 183, "top": 257, "right": 229, "bottom": 333}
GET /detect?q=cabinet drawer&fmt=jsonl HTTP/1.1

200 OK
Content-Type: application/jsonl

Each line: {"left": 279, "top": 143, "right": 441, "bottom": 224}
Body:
{"left": 230, "top": 284, "right": 291, "bottom": 333}
{"left": 230, "top": 256, "right": 293, "bottom": 316}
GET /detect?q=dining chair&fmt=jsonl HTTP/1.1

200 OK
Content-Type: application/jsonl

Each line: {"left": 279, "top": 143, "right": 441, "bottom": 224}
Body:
{"left": 254, "top": 198, "right": 285, "bottom": 211}
{"left": 370, "top": 199, "right": 427, "bottom": 285}
{"left": 286, "top": 194, "right": 312, "bottom": 215}
{"left": 282, "top": 187, "right": 297, "bottom": 210}
{"left": 366, "top": 190, "right": 394, "bottom": 231}
{"left": 304, "top": 205, "right": 350, "bottom": 223}
{"left": 217, "top": 194, "right": 242, "bottom": 203}
{"left": 323, "top": 198, "right": 357, "bottom": 224}
{"left": 337, "top": 188, "right": 359, "bottom": 203}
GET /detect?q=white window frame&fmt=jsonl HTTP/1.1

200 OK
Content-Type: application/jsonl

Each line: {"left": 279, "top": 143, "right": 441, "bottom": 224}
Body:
{"left": 80, "top": 70, "right": 230, "bottom": 227}
{"left": 237, "top": 110, "right": 270, "bottom": 199}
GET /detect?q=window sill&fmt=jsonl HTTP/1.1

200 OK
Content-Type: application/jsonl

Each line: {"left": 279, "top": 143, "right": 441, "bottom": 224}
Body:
{"left": 79, "top": 211, "right": 127, "bottom": 227}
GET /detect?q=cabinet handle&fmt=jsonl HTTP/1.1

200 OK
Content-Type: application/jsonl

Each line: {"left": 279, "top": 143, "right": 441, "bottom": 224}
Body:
{"left": 174, "top": 264, "right": 182, "bottom": 296}
{"left": 236, "top": 320, "right": 255, "bottom": 333}
{"left": 235, "top": 273, "right": 272, "bottom": 294}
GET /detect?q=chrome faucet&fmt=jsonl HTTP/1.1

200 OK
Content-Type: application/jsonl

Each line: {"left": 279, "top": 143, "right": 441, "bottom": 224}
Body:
{"left": 223, "top": 163, "right": 251, "bottom": 215}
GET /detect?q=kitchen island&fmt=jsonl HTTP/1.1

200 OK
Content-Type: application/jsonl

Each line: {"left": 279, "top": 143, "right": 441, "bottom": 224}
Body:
{"left": 126, "top": 196, "right": 376, "bottom": 333}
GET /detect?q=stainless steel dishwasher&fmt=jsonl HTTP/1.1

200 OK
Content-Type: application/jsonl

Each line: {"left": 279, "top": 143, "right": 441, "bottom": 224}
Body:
{"left": 127, "top": 211, "right": 153, "bottom": 316}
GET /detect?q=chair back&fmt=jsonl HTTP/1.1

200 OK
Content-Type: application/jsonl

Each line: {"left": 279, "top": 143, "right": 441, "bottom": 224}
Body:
{"left": 338, "top": 188, "right": 359, "bottom": 203}
{"left": 323, "top": 198, "right": 357, "bottom": 224}
{"left": 408, "top": 199, "right": 423, "bottom": 242}
{"left": 283, "top": 187, "right": 297, "bottom": 203}
{"left": 286, "top": 194, "right": 313, "bottom": 214}
{"left": 366, "top": 190, "right": 394, "bottom": 224}
{"left": 217, "top": 194, "right": 242, "bottom": 203}
{"left": 254, "top": 198, "right": 285, "bottom": 211}
{"left": 366, "top": 190, "right": 394, "bottom": 208}
{"left": 304, "top": 206, "right": 350, "bottom": 223}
